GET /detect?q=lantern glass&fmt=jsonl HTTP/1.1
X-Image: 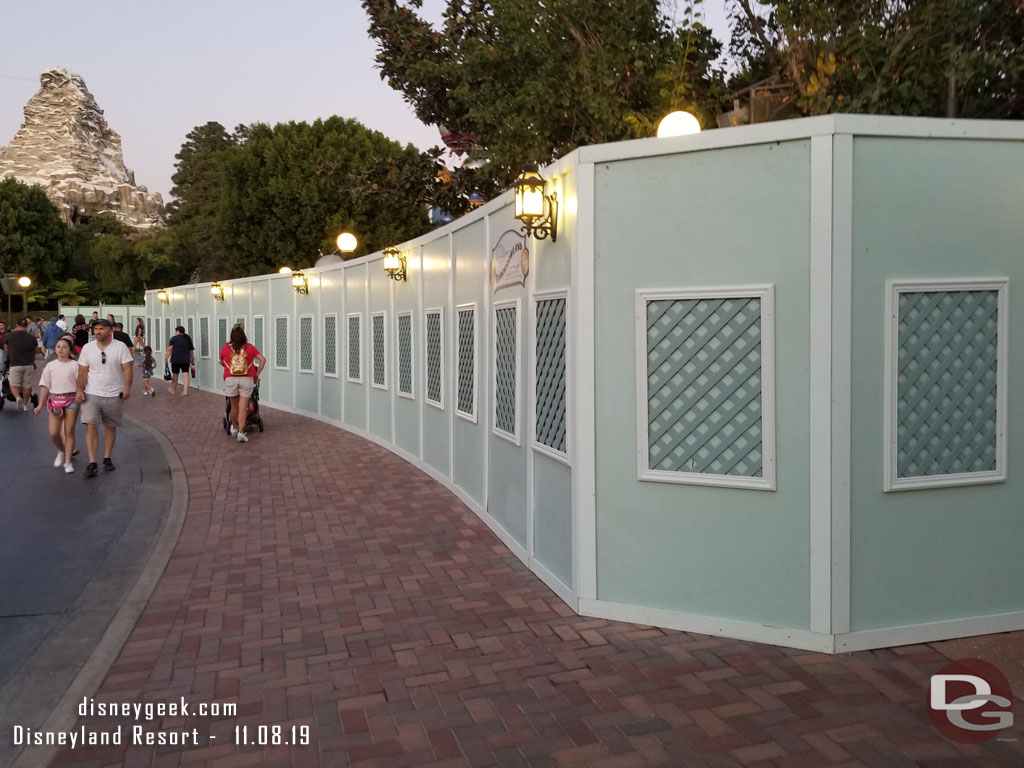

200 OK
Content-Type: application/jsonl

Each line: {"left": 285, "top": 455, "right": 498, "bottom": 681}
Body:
{"left": 383, "top": 251, "right": 400, "bottom": 271}
{"left": 292, "top": 273, "right": 305, "bottom": 289}
{"left": 514, "top": 171, "right": 545, "bottom": 219}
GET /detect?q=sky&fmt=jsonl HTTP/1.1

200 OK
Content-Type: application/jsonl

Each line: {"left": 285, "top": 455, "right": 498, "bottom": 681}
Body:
{"left": 0, "top": 1, "right": 732, "bottom": 203}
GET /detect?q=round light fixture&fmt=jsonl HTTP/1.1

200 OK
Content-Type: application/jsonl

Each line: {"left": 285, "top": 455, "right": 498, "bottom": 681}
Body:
{"left": 17, "top": 276, "right": 31, "bottom": 288}
{"left": 656, "top": 111, "right": 702, "bottom": 138}
{"left": 279, "top": 266, "right": 293, "bottom": 275}
{"left": 336, "top": 232, "right": 357, "bottom": 254}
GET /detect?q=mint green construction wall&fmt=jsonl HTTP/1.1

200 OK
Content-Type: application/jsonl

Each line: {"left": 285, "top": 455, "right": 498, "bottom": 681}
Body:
{"left": 368, "top": 261, "right": 393, "bottom": 442}
{"left": 593, "top": 141, "right": 812, "bottom": 628}
{"left": 319, "top": 269, "right": 343, "bottom": 423}
{"left": 848, "top": 137, "right": 1024, "bottom": 630}
{"left": 393, "top": 254, "right": 421, "bottom": 458}
{"left": 422, "top": 238, "right": 451, "bottom": 478}
{"left": 344, "top": 265, "right": 367, "bottom": 429}
{"left": 452, "top": 221, "right": 487, "bottom": 506}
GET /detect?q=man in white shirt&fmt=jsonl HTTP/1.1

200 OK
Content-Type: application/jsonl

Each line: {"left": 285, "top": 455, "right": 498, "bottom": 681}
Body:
{"left": 75, "top": 319, "right": 134, "bottom": 478}
{"left": 55, "top": 314, "right": 68, "bottom": 332}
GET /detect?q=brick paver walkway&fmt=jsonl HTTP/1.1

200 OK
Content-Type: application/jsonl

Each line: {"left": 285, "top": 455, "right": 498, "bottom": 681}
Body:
{"left": 47, "top": 387, "right": 1024, "bottom": 767}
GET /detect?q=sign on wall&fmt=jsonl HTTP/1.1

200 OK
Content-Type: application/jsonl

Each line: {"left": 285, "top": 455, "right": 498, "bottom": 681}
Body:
{"left": 490, "top": 230, "right": 529, "bottom": 292}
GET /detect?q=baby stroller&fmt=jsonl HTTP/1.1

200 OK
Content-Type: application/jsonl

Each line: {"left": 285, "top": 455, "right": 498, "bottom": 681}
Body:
{"left": 0, "top": 364, "right": 37, "bottom": 412}
{"left": 222, "top": 379, "right": 264, "bottom": 434}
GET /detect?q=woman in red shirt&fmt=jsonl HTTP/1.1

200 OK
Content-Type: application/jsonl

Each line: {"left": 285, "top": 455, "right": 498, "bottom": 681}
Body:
{"left": 219, "top": 325, "right": 266, "bottom": 443}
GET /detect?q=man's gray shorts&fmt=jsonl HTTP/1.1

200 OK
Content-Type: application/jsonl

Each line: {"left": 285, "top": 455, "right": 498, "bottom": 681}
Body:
{"left": 81, "top": 395, "right": 123, "bottom": 427}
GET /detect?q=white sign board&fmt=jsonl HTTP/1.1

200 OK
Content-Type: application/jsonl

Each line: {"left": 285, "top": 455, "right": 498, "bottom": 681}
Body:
{"left": 490, "top": 230, "right": 529, "bottom": 292}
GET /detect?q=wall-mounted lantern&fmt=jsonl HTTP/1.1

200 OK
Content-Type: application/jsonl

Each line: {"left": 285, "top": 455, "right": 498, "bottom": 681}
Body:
{"left": 383, "top": 247, "right": 407, "bottom": 282}
{"left": 210, "top": 282, "right": 225, "bottom": 301}
{"left": 336, "top": 232, "right": 357, "bottom": 255}
{"left": 157, "top": 290, "right": 170, "bottom": 304}
{"left": 514, "top": 169, "right": 558, "bottom": 242}
{"left": 292, "top": 270, "right": 309, "bottom": 295}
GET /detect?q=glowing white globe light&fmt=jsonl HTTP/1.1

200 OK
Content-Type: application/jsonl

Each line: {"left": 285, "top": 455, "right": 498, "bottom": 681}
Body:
{"left": 336, "top": 232, "right": 357, "bottom": 253}
{"left": 656, "top": 111, "right": 701, "bottom": 138}
{"left": 279, "top": 266, "right": 293, "bottom": 275}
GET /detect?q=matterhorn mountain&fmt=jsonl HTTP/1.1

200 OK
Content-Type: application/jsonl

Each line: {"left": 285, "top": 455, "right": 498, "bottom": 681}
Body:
{"left": 0, "top": 67, "right": 164, "bottom": 229}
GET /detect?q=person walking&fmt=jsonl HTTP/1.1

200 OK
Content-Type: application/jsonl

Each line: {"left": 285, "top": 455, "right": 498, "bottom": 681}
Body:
{"left": 42, "top": 317, "right": 63, "bottom": 357}
{"left": 34, "top": 336, "right": 80, "bottom": 473}
{"left": 164, "top": 325, "right": 195, "bottom": 395}
{"left": 140, "top": 345, "right": 157, "bottom": 397}
{"left": 133, "top": 317, "right": 145, "bottom": 354}
{"left": 75, "top": 319, "right": 133, "bottom": 478}
{"left": 112, "top": 322, "right": 134, "bottom": 349}
{"left": 219, "top": 325, "right": 265, "bottom": 443}
{"left": 71, "top": 315, "right": 89, "bottom": 355}
{"left": 4, "top": 317, "right": 38, "bottom": 412}
{"left": 55, "top": 314, "right": 68, "bottom": 332}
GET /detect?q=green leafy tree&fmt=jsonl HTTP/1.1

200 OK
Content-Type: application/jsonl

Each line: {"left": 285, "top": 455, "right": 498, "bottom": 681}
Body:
{"left": 362, "top": 0, "right": 726, "bottom": 197}
{"left": 166, "top": 122, "right": 238, "bottom": 281}
{"left": 89, "top": 233, "right": 137, "bottom": 302}
{"left": 218, "top": 117, "right": 435, "bottom": 276}
{"left": 49, "top": 278, "right": 93, "bottom": 306}
{"left": 0, "top": 177, "right": 70, "bottom": 285}
{"left": 730, "top": 0, "right": 1024, "bottom": 118}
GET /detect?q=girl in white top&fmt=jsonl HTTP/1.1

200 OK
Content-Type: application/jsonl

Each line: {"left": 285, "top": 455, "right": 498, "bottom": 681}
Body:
{"left": 34, "top": 337, "right": 81, "bottom": 473}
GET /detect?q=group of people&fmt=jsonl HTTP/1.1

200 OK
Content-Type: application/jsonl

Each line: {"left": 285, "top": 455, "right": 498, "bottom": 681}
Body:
{"left": 4, "top": 312, "right": 267, "bottom": 476}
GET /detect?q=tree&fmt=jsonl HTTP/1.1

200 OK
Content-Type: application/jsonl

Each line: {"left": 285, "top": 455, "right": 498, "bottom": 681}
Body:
{"left": 729, "top": 0, "right": 1024, "bottom": 118}
{"left": 218, "top": 117, "right": 435, "bottom": 276}
{"left": 166, "top": 122, "right": 238, "bottom": 281}
{"left": 0, "top": 177, "right": 71, "bottom": 285}
{"left": 362, "top": 0, "right": 725, "bottom": 196}
{"left": 49, "top": 278, "right": 93, "bottom": 306}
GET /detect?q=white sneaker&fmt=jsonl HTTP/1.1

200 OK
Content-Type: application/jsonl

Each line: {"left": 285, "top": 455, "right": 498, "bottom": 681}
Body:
{"left": 64, "top": 462, "right": 75, "bottom": 474}
{"left": 229, "top": 425, "right": 238, "bottom": 437}
{"left": 236, "top": 432, "right": 248, "bottom": 443}
{"left": 53, "top": 451, "right": 64, "bottom": 468}
{"left": 142, "top": 390, "right": 148, "bottom": 396}
{"left": 15, "top": 397, "right": 22, "bottom": 410}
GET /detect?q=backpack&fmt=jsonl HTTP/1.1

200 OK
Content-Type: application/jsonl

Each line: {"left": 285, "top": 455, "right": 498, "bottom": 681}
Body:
{"left": 228, "top": 346, "right": 249, "bottom": 376}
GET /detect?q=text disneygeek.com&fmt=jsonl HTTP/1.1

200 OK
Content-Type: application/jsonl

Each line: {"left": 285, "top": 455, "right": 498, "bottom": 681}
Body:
{"left": 11, "top": 696, "right": 310, "bottom": 749}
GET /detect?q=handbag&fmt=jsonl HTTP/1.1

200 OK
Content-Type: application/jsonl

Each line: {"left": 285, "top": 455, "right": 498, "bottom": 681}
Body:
{"left": 47, "top": 393, "right": 76, "bottom": 417}
{"left": 163, "top": 364, "right": 172, "bottom": 381}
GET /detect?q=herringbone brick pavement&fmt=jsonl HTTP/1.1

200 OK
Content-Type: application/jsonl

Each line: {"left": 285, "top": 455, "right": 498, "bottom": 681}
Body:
{"left": 47, "top": 386, "right": 1024, "bottom": 767}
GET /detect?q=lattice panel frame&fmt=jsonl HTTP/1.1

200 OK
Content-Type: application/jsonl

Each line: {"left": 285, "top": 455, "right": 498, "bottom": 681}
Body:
{"left": 253, "top": 316, "right": 264, "bottom": 356}
{"left": 636, "top": 286, "right": 776, "bottom": 491}
{"left": 274, "top": 316, "right": 289, "bottom": 369}
{"left": 347, "top": 314, "right": 362, "bottom": 382}
{"left": 323, "top": 314, "right": 338, "bottom": 377}
{"left": 199, "top": 316, "right": 210, "bottom": 359}
{"left": 535, "top": 296, "right": 567, "bottom": 454}
{"left": 425, "top": 309, "right": 443, "bottom": 408}
{"left": 217, "top": 317, "right": 228, "bottom": 351}
{"left": 235, "top": 316, "right": 245, "bottom": 329}
{"left": 884, "top": 279, "right": 1008, "bottom": 491}
{"left": 397, "top": 313, "right": 413, "bottom": 397}
{"left": 372, "top": 313, "right": 386, "bottom": 388}
{"left": 456, "top": 305, "right": 476, "bottom": 419}
{"left": 164, "top": 319, "right": 171, "bottom": 349}
{"left": 299, "top": 315, "right": 314, "bottom": 373}
{"left": 147, "top": 318, "right": 154, "bottom": 351}
{"left": 186, "top": 317, "right": 194, "bottom": 342}
{"left": 494, "top": 302, "right": 519, "bottom": 440}
{"left": 175, "top": 317, "right": 182, "bottom": 331}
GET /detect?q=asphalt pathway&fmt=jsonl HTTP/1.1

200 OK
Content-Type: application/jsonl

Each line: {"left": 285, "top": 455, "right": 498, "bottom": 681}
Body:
{"left": 0, "top": 389, "right": 173, "bottom": 766}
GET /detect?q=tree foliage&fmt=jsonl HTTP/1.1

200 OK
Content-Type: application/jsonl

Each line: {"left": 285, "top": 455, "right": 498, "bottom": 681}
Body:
{"left": 362, "top": 0, "right": 725, "bottom": 197}
{"left": 218, "top": 117, "right": 435, "bottom": 276}
{"left": 166, "top": 122, "right": 238, "bottom": 281}
{"left": 0, "top": 177, "right": 70, "bottom": 285}
{"left": 729, "top": 0, "right": 1024, "bottom": 118}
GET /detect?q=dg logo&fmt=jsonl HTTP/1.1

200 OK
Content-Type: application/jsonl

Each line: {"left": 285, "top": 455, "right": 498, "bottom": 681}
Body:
{"left": 929, "top": 658, "right": 1014, "bottom": 744}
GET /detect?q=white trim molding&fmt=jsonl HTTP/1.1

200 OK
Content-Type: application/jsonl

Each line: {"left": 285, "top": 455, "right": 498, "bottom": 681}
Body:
{"left": 322, "top": 313, "right": 339, "bottom": 378}
{"left": 424, "top": 307, "right": 445, "bottom": 410}
{"left": 346, "top": 312, "right": 362, "bottom": 384}
{"left": 883, "top": 278, "right": 1009, "bottom": 492}
{"left": 635, "top": 285, "right": 776, "bottom": 491}
{"left": 532, "top": 289, "right": 570, "bottom": 463}
{"left": 396, "top": 310, "right": 414, "bottom": 399}
{"left": 492, "top": 298, "right": 521, "bottom": 446}
{"left": 272, "top": 315, "right": 290, "bottom": 371}
{"left": 298, "top": 313, "right": 315, "bottom": 374}
{"left": 371, "top": 311, "right": 388, "bottom": 390}
{"left": 455, "top": 302, "right": 478, "bottom": 423}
